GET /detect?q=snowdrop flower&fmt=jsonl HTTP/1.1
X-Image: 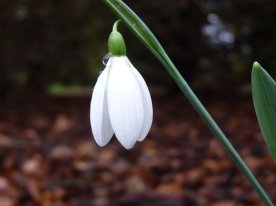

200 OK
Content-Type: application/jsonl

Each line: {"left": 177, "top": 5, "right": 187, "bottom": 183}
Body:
{"left": 90, "top": 21, "right": 153, "bottom": 149}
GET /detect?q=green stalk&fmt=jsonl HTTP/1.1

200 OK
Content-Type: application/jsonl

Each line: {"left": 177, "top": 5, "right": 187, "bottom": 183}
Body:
{"left": 102, "top": 0, "right": 274, "bottom": 205}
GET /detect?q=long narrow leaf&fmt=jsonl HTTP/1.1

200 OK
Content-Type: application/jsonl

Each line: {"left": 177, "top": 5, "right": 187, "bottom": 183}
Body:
{"left": 252, "top": 62, "right": 276, "bottom": 161}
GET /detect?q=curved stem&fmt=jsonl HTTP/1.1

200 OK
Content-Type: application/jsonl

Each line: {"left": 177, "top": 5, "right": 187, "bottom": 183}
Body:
{"left": 102, "top": 0, "right": 274, "bottom": 205}
{"left": 112, "top": 19, "right": 120, "bottom": 31}
{"left": 161, "top": 53, "right": 273, "bottom": 206}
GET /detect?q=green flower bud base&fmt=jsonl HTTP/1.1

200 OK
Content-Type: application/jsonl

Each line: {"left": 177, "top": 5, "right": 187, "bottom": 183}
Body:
{"left": 108, "top": 20, "right": 126, "bottom": 56}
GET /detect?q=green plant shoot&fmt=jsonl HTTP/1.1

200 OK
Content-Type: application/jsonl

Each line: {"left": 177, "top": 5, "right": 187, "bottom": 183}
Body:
{"left": 252, "top": 62, "right": 276, "bottom": 161}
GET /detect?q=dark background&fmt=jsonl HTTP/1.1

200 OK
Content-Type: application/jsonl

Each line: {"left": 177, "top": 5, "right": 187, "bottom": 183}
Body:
{"left": 1, "top": 1, "right": 276, "bottom": 206}
{"left": 1, "top": 0, "right": 276, "bottom": 97}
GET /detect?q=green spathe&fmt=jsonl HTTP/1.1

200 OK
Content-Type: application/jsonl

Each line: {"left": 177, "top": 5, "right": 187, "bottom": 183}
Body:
{"left": 108, "top": 20, "right": 126, "bottom": 56}
{"left": 252, "top": 62, "right": 276, "bottom": 161}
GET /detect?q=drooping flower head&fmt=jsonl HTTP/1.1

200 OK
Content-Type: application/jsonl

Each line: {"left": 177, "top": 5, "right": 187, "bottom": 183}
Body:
{"left": 90, "top": 20, "right": 153, "bottom": 149}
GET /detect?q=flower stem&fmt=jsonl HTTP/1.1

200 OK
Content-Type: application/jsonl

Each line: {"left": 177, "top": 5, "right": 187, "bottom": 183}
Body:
{"left": 102, "top": 0, "right": 274, "bottom": 205}
{"left": 112, "top": 20, "right": 120, "bottom": 31}
{"left": 162, "top": 54, "right": 274, "bottom": 206}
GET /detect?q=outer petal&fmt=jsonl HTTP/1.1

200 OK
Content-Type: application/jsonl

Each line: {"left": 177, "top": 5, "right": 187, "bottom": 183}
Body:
{"left": 90, "top": 62, "right": 114, "bottom": 146}
{"left": 107, "top": 56, "right": 144, "bottom": 149}
{"left": 127, "top": 58, "right": 153, "bottom": 141}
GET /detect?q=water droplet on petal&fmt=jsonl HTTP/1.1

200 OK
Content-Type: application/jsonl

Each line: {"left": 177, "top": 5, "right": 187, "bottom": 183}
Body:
{"left": 102, "top": 53, "right": 112, "bottom": 66}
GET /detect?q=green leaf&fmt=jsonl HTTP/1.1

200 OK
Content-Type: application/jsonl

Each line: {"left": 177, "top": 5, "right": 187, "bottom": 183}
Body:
{"left": 252, "top": 62, "right": 276, "bottom": 161}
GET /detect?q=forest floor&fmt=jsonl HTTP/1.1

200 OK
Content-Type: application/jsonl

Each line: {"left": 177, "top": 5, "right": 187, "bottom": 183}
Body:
{"left": 0, "top": 93, "right": 275, "bottom": 206}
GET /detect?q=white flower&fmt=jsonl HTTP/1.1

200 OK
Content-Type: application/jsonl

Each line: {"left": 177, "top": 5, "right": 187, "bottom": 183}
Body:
{"left": 90, "top": 56, "right": 153, "bottom": 149}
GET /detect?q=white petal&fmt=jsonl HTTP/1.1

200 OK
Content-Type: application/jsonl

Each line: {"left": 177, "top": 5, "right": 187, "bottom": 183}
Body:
{"left": 90, "top": 63, "right": 114, "bottom": 147}
{"left": 127, "top": 59, "right": 153, "bottom": 141}
{"left": 107, "top": 56, "right": 144, "bottom": 149}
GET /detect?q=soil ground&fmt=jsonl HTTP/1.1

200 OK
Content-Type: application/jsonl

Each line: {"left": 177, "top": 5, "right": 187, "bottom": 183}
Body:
{"left": 0, "top": 94, "right": 275, "bottom": 206}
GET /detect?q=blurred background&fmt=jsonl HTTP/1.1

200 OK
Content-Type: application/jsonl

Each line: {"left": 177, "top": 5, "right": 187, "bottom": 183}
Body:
{"left": 1, "top": 0, "right": 276, "bottom": 205}
{"left": 1, "top": 0, "right": 276, "bottom": 96}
